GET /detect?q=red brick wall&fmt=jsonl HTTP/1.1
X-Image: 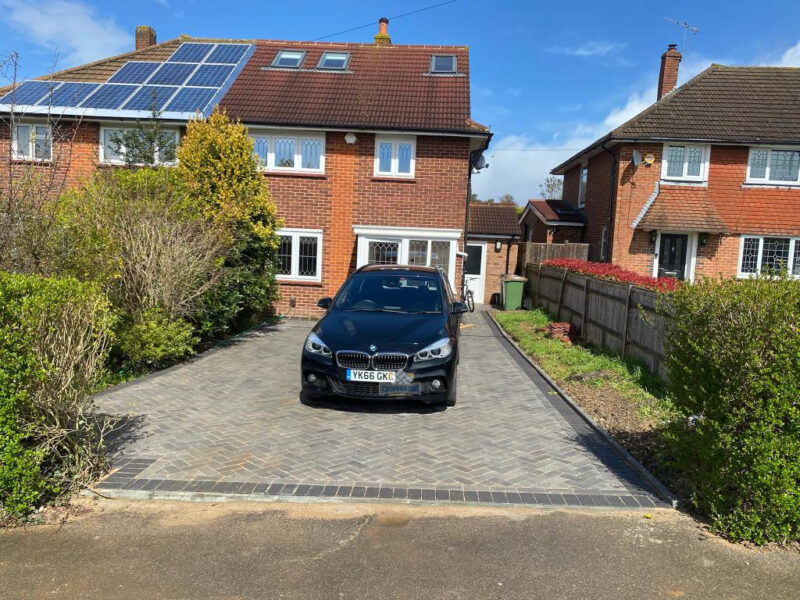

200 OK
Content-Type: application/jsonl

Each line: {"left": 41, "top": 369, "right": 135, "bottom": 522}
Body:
{"left": 582, "top": 150, "right": 617, "bottom": 261}
{"left": 562, "top": 165, "right": 580, "bottom": 207}
{"left": 520, "top": 209, "right": 585, "bottom": 244}
{"left": 1, "top": 122, "right": 472, "bottom": 317}
{"left": 552, "top": 226, "right": 584, "bottom": 244}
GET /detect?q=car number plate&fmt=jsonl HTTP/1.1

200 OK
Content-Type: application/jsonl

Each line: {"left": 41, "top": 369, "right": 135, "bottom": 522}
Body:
{"left": 346, "top": 369, "right": 396, "bottom": 383}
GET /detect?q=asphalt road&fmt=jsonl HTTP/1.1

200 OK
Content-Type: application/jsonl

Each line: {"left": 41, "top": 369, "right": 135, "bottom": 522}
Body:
{"left": 2, "top": 499, "right": 798, "bottom": 599}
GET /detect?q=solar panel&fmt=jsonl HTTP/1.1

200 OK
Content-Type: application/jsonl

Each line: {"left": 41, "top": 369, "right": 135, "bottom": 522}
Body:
{"left": 206, "top": 44, "right": 248, "bottom": 64}
{"left": 148, "top": 63, "right": 196, "bottom": 86}
{"left": 79, "top": 84, "right": 138, "bottom": 109}
{"left": 168, "top": 43, "right": 214, "bottom": 63}
{"left": 108, "top": 62, "right": 161, "bottom": 84}
{"left": 0, "top": 80, "right": 58, "bottom": 105}
{"left": 122, "top": 86, "right": 179, "bottom": 111}
{"left": 38, "top": 82, "right": 99, "bottom": 106}
{"left": 164, "top": 87, "right": 217, "bottom": 113}
{"left": 186, "top": 65, "right": 234, "bottom": 87}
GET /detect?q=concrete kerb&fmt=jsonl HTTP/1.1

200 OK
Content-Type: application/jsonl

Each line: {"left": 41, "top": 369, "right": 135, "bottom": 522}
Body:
{"left": 486, "top": 310, "right": 679, "bottom": 509}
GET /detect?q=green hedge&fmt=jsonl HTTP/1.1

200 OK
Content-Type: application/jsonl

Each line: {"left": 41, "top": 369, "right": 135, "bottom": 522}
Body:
{"left": 0, "top": 272, "right": 113, "bottom": 518}
{"left": 664, "top": 275, "right": 800, "bottom": 544}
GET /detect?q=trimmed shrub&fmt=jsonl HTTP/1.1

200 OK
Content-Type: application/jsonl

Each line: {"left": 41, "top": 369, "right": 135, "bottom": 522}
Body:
{"left": 542, "top": 258, "right": 682, "bottom": 292}
{"left": 115, "top": 308, "right": 196, "bottom": 372}
{"left": 663, "top": 275, "right": 800, "bottom": 544}
{"left": 0, "top": 272, "right": 113, "bottom": 518}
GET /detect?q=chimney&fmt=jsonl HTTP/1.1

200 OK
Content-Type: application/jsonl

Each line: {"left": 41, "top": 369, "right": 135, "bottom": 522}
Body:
{"left": 374, "top": 17, "right": 391, "bottom": 45}
{"left": 135, "top": 26, "right": 157, "bottom": 51}
{"left": 657, "top": 44, "right": 682, "bottom": 100}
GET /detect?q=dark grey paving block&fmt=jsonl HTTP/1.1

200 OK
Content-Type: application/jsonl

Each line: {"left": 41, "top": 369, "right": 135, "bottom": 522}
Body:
{"left": 464, "top": 490, "right": 479, "bottom": 502}
{"left": 292, "top": 484, "right": 311, "bottom": 496}
{"left": 407, "top": 488, "right": 422, "bottom": 500}
{"left": 392, "top": 487, "right": 408, "bottom": 500}
{"left": 336, "top": 486, "right": 353, "bottom": 498}
{"left": 505, "top": 491, "right": 523, "bottom": 504}
{"left": 238, "top": 483, "right": 257, "bottom": 495}
{"left": 490, "top": 491, "right": 508, "bottom": 504}
{"left": 194, "top": 480, "right": 216, "bottom": 493}
{"left": 142, "top": 479, "right": 164, "bottom": 491}
{"left": 477, "top": 491, "right": 493, "bottom": 503}
{"left": 448, "top": 489, "right": 465, "bottom": 502}
{"left": 435, "top": 489, "right": 449, "bottom": 501}
{"left": 252, "top": 483, "right": 270, "bottom": 494}
{"left": 548, "top": 493, "right": 568, "bottom": 505}
{"left": 321, "top": 486, "right": 339, "bottom": 497}
{"left": 351, "top": 486, "right": 366, "bottom": 498}
{"left": 378, "top": 487, "right": 394, "bottom": 499}
{"left": 211, "top": 481, "right": 242, "bottom": 494}
{"left": 533, "top": 492, "right": 551, "bottom": 505}
{"left": 266, "top": 483, "right": 284, "bottom": 495}
{"left": 420, "top": 489, "right": 436, "bottom": 501}
{"left": 562, "top": 493, "right": 581, "bottom": 506}
{"left": 280, "top": 484, "right": 298, "bottom": 495}
{"left": 123, "top": 478, "right": 151, "bottom": 491}
{"left": 575, "top": 494, "right": 597, "bottom": 507}
{"left": 364, "top": 487, "right": 380, "bottom": 499}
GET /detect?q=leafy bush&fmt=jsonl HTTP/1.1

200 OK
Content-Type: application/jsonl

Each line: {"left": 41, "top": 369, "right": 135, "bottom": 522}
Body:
{"left": 0, "top": 272, "right": 113, "bottom": 518}
{"left": 115, "top": 308, "right": 196, "bottom": 371}
{"left": 542, "top": 259, "right": 682, "bottom": 292}
{"left": 663, "top": 275, "right": 800, "bottom": 544}
{"left": 178, "top": 111, "right": 282, "bottom": 336}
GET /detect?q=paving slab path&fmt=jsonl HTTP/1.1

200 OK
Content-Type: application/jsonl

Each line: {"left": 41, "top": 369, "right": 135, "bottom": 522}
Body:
{"left": 95, "top": 310, "right": 664, "bottom": 507}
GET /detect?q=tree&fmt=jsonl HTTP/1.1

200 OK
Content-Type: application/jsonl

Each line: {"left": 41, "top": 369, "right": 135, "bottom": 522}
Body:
{"left": 177, "top": 111, "right": 282, "bottom": 335}
{"left": 498, "top": 194, "right": 514, "bottom": 204}
{"left": 108, "top": 106, "right": 177, "bottom": 169}
{"left": 539, "top": 175, "right": 563, "bottom": 200}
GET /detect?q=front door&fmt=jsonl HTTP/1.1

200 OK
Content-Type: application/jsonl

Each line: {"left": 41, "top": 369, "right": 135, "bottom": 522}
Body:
{"left": 464, "top": 242, "right": 486, "bottom": 304}
{"left": 657, "top": 234, "right": 688, "bottom": 279}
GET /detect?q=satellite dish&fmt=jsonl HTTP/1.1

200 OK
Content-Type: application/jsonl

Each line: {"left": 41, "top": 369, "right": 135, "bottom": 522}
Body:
{"left": 471, "top": 152, "right": 487, "bottom": 170}
{"left": 632, "top": 150, "right": 642, "bottom": 167}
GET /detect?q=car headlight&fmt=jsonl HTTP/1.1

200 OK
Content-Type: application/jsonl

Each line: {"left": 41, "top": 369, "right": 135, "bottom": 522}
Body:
{"left": 415, "top": 338, "right": 453, "bottom": 362}
{"left": 305, "top": 332, "right": 332, "bottom": 357}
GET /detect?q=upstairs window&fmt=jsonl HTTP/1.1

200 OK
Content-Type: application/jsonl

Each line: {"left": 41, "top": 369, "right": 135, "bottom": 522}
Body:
{"left": 746, "top": 147, "right": 800, "bottom": 185}
{"left": 250, "top": 131, "right": 325, "bottom": 173}
{"left": 738, "top": 235, "right": 800, "bottom": 278}
{"left": 577, "top": 164, "right": 588, "bottom": 208}
{"left": 317, "top": 52, "right": 350, "bottom": 70}
{"left": 374, "top": 136, "right": 415, "bottom": 178}
{"left": 661, "top": 144, "right": 709, "bottom": 182}
{"left": 430, "top": 55, "right": 456, "bottom": 73}
{"left": 12, "top": 123, "right": 52, "bottom": 161}
{"left": 272, "top": 50, "right": 306, "bottom": 68}
{"left": 100, "top": 127, "right": 179, "bottom": 165}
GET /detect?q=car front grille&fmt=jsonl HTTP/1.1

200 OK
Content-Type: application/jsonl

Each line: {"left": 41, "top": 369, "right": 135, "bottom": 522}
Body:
{"left": 336, "top": 351, "right": 370, "bottom": 369}
{"left": 327, "top": 377, "right": 440, "bottom": 397}
{"left": 373, "top": 353, "right": 409, "bottom": 371}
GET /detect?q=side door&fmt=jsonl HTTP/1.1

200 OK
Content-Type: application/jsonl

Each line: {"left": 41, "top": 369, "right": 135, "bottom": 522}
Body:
{"left": 464, "top": 242, "right": 486, "bottom": 304}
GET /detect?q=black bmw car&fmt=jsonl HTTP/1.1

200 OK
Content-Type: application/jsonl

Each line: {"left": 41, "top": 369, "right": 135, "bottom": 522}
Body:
{"left": 301, "top": 265, "right": 467, "bottom": 406}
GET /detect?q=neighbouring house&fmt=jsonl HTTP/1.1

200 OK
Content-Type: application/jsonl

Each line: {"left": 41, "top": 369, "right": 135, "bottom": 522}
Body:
{"left": 0, "top": 20, "right": 491, "bottom": 315}
{"left": 549, "top": 44, "right": 800, "bottom": 281}
{"left": 465, "top": 203, "right": 520, "bottom": 304}
{"left": 518, "top": 199, "right": 585, "bottom": 243}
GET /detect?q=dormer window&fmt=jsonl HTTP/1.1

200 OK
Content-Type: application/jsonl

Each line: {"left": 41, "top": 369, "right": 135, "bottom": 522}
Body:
{"left": 317, "top": 52, "right": 350, "bottom": 70}
{"left": 430, "top": 55, "right": 456, "bottom": 73}
{"left": 272, "top": 50, "right": 306, "bottom": 69}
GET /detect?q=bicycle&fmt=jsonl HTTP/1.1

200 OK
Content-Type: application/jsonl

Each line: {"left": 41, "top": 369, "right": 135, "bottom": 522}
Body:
{"left": 460, "top": 281, "right": 475, "bottom": 313}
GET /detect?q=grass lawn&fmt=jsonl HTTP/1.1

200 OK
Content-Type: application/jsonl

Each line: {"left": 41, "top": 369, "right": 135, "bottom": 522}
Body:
{"left": 493, "top": 308, "right": 680, "bottom": 488}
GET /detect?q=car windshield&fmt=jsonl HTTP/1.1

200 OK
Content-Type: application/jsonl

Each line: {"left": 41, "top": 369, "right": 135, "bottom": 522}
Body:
{"left": 334, "top": 273, "right": 443, "bottom": 314}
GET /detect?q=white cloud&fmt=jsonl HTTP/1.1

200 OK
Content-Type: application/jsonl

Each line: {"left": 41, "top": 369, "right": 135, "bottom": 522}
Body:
{"left": 0, "top": 0, "right": 131, "bottom": 67}
{"left": 547, "top": 41, "right": 627, "bottom": 58}
{"left": 777, "top": 41, "right": 800, "bottom": 66}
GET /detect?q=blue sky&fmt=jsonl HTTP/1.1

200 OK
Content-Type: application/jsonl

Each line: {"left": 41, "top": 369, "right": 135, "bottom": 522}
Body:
{"left": 2, "top": 0, "right": 800, "bottom": 203}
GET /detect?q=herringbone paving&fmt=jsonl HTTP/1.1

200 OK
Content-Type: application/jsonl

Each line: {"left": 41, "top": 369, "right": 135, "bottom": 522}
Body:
{"left": 95, "top": 310, "right": 660, "bottom": 504}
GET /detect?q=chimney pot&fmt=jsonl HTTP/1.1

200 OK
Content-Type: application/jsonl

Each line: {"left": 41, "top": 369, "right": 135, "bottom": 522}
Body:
{"left": 657, "top": 43, "right": 682, "bottom": 100}
{"left": 374, "top": 17, "right": 391, "bottom": 45}
{"left": 135, "top": 26, "right": 157, "bottom": 51}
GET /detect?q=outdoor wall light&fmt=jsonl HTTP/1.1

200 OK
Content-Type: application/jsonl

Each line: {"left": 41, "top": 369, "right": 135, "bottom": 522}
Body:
{"left": 495, "top": 240, "right": 502, "bottom": 252}
{"left": 649, "top": 231, "right": 657, "bottom": 245}
{"left": 699, "top": 233, "right": 708, "bottom": 247}
{"left": 344, "top": 132, "right": 357, "bottom": 144}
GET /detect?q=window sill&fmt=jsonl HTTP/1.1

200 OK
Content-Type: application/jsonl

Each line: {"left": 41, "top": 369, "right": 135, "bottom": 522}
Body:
{"left": 11, "top": 158, "right": 52, "bottom": 165}
{"left": 660, "top": 179, "right": 707, "bottom": 187}
{"left": 371, "top": 176, "right": 416, "bottom": 183}
{"left": 261, "top": 170, "right": 327, "bottom": 179}
{"left": 743, "top": 181, "right": 800, "bottom": 189}
{"left": 276, "top": 279, "right": 323, "bottom": 287}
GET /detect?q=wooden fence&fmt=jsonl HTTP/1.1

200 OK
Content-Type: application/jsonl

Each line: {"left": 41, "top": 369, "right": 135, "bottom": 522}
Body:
{"left": 524, "top": 264, "right": 669, "bottom": 379}
{"left": 516, "top": 243, "right": 588, "bottom": 273}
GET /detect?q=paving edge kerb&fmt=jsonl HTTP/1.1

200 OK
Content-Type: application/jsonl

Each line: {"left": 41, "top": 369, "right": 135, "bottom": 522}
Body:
{"left": 486, "top": 310, "right": 679, "bottom": 509}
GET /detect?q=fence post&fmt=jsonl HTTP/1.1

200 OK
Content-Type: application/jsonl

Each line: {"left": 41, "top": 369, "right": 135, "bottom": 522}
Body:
{"left": 534, "top": 263, "right": 541, "bottom": 307}
{"left": 556, "top": 268, "right": 568, "bottom": 320}
{"left": 582, "top": 277, "right": 589, "bottom": 341}
{"left": 621, "top": 284, "right": 633, "bottom": 357}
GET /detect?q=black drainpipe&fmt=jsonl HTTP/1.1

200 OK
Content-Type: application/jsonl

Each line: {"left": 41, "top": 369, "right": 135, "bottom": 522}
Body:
{"left": 600, "top": 141, "right": 618, "bottom": 262}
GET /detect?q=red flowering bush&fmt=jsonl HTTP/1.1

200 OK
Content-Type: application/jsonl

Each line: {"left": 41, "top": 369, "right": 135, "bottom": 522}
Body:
{"left": 541, "top": 258, "right": 682, "bottom": 292}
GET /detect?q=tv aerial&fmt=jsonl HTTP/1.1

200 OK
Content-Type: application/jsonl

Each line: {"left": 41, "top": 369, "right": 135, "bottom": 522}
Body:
{"left": 664, "top": 18, "right": 698, "bottom": 52}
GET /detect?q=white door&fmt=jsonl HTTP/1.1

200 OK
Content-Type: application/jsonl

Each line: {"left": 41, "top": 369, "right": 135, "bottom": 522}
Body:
{"left": 464, "top": 242, "right": 486, "bottom": 304}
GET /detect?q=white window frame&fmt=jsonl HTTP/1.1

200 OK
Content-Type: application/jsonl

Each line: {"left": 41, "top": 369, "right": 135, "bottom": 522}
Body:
{"left": 317, "top": 51, "right": 350, "bottom": 70}
{"left": 745, "top": 146, "right": 800, "bottom": 187}
{"left": 249, "top": 130, "right": 326, "bottom": 174}
{"left": 353, "top": 225, "right": 461, "bottom": 287}
{"left": 737, "top": 235, "right": 799, "bottom": 278}
{"left": 577, "top": 163, "right": 588, "bottom": 208}
{"left": 99, "top": 125, "right": 179, "bottom": 165}
{"left": 660, "top": 143, "right": 710, "bottom": 183}
{"left": 276, "top": 228, "right": 323, "bottom": 282}
{"left": 373, "top": 135, "right": 416, "bottom": 178}
{"left": 652, "top": 230, "right": 699, "bottom": 283}
{"left": 272, "top": 50, "right": 306, "bottom": 69}
{"left": 430, "top": 55, "right": 457, "bottom": 73}
{"left": 12, "top": 121, "right": 52, "bottom": 161}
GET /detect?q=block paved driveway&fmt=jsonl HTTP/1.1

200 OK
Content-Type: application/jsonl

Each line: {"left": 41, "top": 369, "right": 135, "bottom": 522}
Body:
{"left": 96, "top": 311, "right": 664, "bottom": 507}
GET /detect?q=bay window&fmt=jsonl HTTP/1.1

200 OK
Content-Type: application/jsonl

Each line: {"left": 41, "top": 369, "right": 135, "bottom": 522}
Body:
{"left": 746, "top": 147, "right": 800, "bottom": 185}
{"left": 12, "top": 122, "right": 52, "bottom": 161}
{"left": 250, "top": 131, "right": 325, "bottom": 173}
{"left": 661, "top": 143, "right": 709, "bottom": 182}
{"left": 276, "top": 228, "right": 322, "bottom": 281}
{"left": 738, "top": 235, "right": 800, "bottom": 277}
{"left": 374, "top": 136, "right": 415, "bottom": 178}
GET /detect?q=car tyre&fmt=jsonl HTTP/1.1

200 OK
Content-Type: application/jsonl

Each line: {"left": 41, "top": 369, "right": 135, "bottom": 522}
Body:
{"left": 444, "top": 370, "right": 457, "bottom": 407}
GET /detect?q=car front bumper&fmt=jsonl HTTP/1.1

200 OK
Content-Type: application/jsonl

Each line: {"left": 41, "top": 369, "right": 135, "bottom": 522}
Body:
{"left": 301, "top": 350, "right": 456, "bottom": 404}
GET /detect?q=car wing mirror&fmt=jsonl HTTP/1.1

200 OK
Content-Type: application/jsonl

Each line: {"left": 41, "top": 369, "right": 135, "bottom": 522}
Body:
{"left": 452, "top": 302, "right": 468, "bottom": 314}
{"left": 317, "top": 297, "right": 332, "bottom": 309}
